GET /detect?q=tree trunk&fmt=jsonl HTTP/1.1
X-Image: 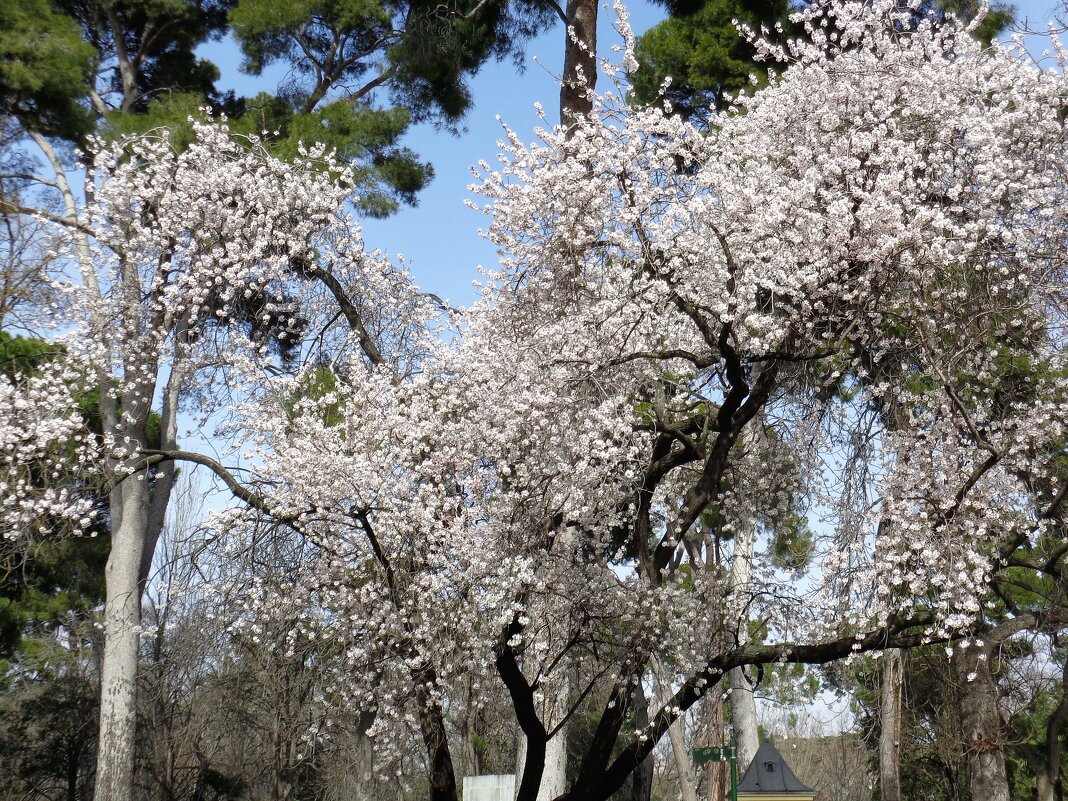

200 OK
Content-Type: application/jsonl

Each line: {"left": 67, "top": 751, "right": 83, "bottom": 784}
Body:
{"left": 458, "top": 689, "right": 482, "bottom": 781}
{"left": 95, "top": 475, "right": 150, "bottom": 801}
{"left": 879, "top": 649, "right": 903, "bottom": 801}
{"left": 1037, "top": 774, "right": 1058, "bottom": 801}
{"left": 1019, "top": 742, "right": 1060, "bottom": 801}
{"left": 627, "top": 681, "right": 654, "bottom": 801}
{"left": 559, "top": 0, "right": 597, "bottom": 125}
{"left": 501, "top": 649, "right": 548, "bottom": 801}
{"left": 516, "top": 677, "right": 568, "bottom": 801}
{"left": 706, "top": 692, "right": 725, "bottom": 801}
{"left": 540, "top": 724, "right": 568, "bottom": 801}
{"left": 729, "top": 523, "right": 759, "bottom": 773}
{"left": 728, "top": 668, "right": 759, "bottom": 772}
{"left": 417, "top": 684, "right": 460, "bottom": 801}
{"left": 954, "top": 643, "right": 1009, "bottom": 801}
{"left": 654, "top": 658, "right": 699, "bottom": 801}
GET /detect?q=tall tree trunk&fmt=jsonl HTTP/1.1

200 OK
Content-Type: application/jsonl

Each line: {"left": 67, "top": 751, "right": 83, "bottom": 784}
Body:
{"left": 458, "top": 683, "right": 482, "bottom": 781}
{"left": 627, "top": 681, "right": 654, "bottom": 801}
{"left": 33, "top": 129, "right": 147, "bottom": 801}
{"left": 96, "top": 342, "right": 183, "bottom": 801}
{"left": 1018, "top": 656, "right": 1068, "bottom": 801}
{"left": 417, "top": 683, "right": 459, "bottom": 801}
{"left": 653, "top": 658, "right": 699, "bottom": 801}
{"left": 1019, "top": 740, "right": 1061, "bottom": 801}
{"left": 96, "top": 474, "right": 150, "bottom": 801}
{"left": 954, "top": 642, "right": 1010, "bottom": 801}
{"left": 706, "top": 692, "right": 726, "bottom": 801}
{"left": 516, "top": 677, "right": 568, "bottom": 801}
{"left": 1036, "top": 773, "right": 1058, "bottom": 801}
{"left": 540, "top": 724, "right": 568, "bottom": 801}
{"left": 879, "top": 649, "right": 903, "bottom": 801}
{"left": 728, "top": 523, "right": 759, "bottom": 773}
{"left": 728, "top": 668, "right": 759, "bottom": 772}
{"left": 559, "top": 0, "right": 597, "bottom": 125}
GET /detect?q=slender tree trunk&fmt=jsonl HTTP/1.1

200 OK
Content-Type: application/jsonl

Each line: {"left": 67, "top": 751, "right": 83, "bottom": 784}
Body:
{"left": 66, "top": 739, "right": 79, "bottom": 801}
{"left": 627, "top": 682, "right": 654, "bottom": 801}
{"left": 728, "top": 523, "right": 759, "bottom": 773}
{"left": 96, "top": 475, "right": 150, "bottom": 801}
{"left": 38, "top": 117, "right": 163, "bottom": 801}
{"left": 954, "top": 642, "right": 1010, "bottom": 801}
{"left": 1023, "top": 656, "right": 1068, "bottom": 801}
{"left": 95, "top": 334, "right": 180, "bottom": 801}
{"left": 879, "top": 649, "right": 903, "bottom": 801}
{"left": 728, "top": 667, "right": 759, "bottom": 771}
{"left": 458, "top": 685, "right": 481, "bottom": 781}
{"left": 104, "top": 8, "right": 139, "bottom": 112}
{"left": 559, "top": 0, "right": 597, "bottom": 125}
{"left": 653, "top": 658, "right": 699, "bottom": 801}
{"left": 1019, "top": 741, "right": 1060, "bottom": 801}
{"left": 706, "top": 692, "right": 725, "bottom": 801}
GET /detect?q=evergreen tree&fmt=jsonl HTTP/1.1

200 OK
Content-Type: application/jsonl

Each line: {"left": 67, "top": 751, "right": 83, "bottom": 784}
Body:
{"left": 632, "top": 0, "right": 1015, "bottom": 125}
{"left": 631, "top": 0, "right": 792, "bottom": 124}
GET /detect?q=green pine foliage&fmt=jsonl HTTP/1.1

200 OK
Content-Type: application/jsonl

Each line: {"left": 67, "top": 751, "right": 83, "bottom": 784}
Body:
{"left": 0, "top": 0, "right": 95, "bottom": 140}
{"left": 54, "top": 0, "right": 235, "bottom": 113}
{"left": 632, "top": 0, "right": 1016, "bottom": 125}
{"left": 631, "top": 0, "right": 792, "bottom": 123}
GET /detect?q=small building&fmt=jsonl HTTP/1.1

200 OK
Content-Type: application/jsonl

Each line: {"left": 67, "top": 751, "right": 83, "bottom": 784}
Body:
{"left": 461, "top": 774, "right": 516, "bottom": 801}
{"left": 737, "top": 740, "right": 815, "bottom": 801}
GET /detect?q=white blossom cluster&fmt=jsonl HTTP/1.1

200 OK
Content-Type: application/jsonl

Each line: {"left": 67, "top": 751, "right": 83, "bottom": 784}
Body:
{"left": 0, "top": 356, "right": 101, "bottom": 539}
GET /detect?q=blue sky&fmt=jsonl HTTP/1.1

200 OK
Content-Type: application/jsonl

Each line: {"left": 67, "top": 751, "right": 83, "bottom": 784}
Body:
{"left": 200, "top": 0, "right": 1063, "bottom": 307}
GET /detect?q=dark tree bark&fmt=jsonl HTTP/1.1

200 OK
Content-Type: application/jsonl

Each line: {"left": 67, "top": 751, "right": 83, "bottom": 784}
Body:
{"left": 559, "top": 0, "right": 597, "bottom": 125}
{"left": 496, "top": 617, "right": 549, "bottom": 801}
{"left": 416, "top": 682, "right": 460, "bottom": 801}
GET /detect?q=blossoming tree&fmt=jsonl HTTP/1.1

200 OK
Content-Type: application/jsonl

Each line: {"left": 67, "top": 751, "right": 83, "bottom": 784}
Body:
{"left": 3, "top": 1, "right": 1067, "bottom": 799}
{"left": 0, "top": 121, "right": 438, "bottom": 801}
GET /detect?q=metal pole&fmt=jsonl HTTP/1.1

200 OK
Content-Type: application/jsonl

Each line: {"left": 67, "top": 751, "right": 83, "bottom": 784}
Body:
{"left": 729, "top": 747, "right": 737, "bottom": 801}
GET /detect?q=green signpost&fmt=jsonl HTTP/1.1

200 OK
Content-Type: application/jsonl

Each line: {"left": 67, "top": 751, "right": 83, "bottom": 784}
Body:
{"left": 693, "top": 744, "right": 738, "bottom": 801}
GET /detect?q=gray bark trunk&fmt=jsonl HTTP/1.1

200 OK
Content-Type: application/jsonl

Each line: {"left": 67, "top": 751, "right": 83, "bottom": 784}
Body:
{"left": 728, "top": 667, "right": 759, "bottom": 773}
{"left": 954, "top": 643, "right": 1009, "bottom": 801}
{"left": 728, "top": 523, "right": 759, "bottom": 773}
{"left": 539, "top": 677, "right": 569, "bottom": 801}
{"left": 879, "top": 649, "right": 903, "bottom": 801}
{"left": 653, "top": 658, "right": 698, "bottom": 801}
{"left": 96, "top": 475, "right": 150, "bottom": 801}
{"left": 1036, "top": 774, "right": 1057, "bottom": 801}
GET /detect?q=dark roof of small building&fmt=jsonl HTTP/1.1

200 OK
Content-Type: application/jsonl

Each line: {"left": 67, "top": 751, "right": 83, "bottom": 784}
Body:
{"left": 737, "top": 741, "right": 814, "bottom": 794}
